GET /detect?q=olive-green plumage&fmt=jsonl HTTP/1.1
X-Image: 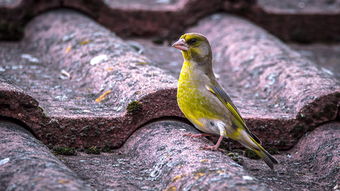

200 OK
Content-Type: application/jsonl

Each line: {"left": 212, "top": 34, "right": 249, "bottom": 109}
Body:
{"left": 172, "top": 33, "right": 278, "bottom": 169}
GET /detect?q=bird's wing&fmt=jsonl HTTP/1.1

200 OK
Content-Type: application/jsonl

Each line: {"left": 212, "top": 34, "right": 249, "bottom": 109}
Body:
{"left": 206, "top": 83, "right": 261, "bottom": 144}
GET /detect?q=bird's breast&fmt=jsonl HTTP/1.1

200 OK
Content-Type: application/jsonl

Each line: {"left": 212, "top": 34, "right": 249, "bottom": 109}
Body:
{"left": 177, "top": 66, "right": 220, "bottom": 126}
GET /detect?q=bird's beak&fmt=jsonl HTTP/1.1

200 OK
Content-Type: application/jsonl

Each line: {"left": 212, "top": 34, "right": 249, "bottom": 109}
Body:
{"left": 172, "top": 39, "right": 189, "bottom": 51}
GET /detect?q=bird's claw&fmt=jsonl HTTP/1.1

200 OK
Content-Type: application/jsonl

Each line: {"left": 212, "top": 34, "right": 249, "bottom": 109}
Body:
{"left": 200, "top": 145, "right": 224, "bottom": 152}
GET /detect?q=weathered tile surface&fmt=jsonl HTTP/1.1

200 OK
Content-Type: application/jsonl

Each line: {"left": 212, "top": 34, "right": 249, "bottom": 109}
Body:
{"left": 1, "top": 0, "right": 340, "bottom": 41}
{"left": 58, "top": 121, "right": 340, "bottom": 191}
{"left": 0, "top": 10, "right": 181, "bottom": 149}
{"left": 1, "top": 10, "right": 339, "bottom": 150}
{"left": 0, "top": 120, "right": 93, "bottom": 191}
{"left": 59, "top": 120, "right": 270, "bottom": 191}
{"left": 244, "top": 122, "right": 340, "bottom": 191}
{"left": 290, "top": 43, "right": 340, "bottom": 80}
{"left": 0, "top": 1, "right": 339, "bottom": 191}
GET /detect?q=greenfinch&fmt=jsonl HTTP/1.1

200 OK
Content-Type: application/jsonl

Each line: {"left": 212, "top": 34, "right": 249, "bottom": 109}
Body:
{"left": 172, "top": 33, "right": 278, "bottom": 169}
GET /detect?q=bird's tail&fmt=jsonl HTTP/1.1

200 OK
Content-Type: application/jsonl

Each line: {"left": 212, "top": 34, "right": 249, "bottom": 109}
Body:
{"left": 237, "top": 129, "right": 279, "bottom": 169}
{"left": 253, "top": 145, "right": 279, "bottom": 170}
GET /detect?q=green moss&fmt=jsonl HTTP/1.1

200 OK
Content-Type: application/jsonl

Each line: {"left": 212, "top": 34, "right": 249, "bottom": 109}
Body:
{"left": 85, "top": 146, "right": 101, "bottom": 154}
{"left": 127, "top": 101, "right": 142, "bottom": 114}
{"left": 244, "top": 149, "right": 260, "bottom": 160}
{"left": 53, "top": 147, "right": 76, "bottom": 156}
{"left": 227, "top": 152, "right": 244, "bottom": 164}
{"left": 137, "top": 61, "right": 150, "bottom": 65}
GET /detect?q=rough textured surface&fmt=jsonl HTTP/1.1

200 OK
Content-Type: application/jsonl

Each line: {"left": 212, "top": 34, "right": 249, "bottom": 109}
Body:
{"left": 0, "top": 11, "right": 339, "bottom": 150}
{"left": 246, "top": 0, "right": 340, "bottom": 42}
{"left": 257, "top": 0, "right": 340, "bottom": 13}
{"left": 0, "top": 120, "right": 93, "bottom": 191}
{"left": 59, "top": 120, "right": 270, "bottom": 191}
{"left": 0, "top": 0, "right": 340, "bottom": 42}
{"left": 0, "top": 2, "right": 339, "bottom": 191}
{"left": 290, "top": 43, "right": 340, "bottom": 80}
{"left": 0, "top": 0, "right": 221, "bottom": 40}
{"left": 58, "top": 121, "right": 340, "bottom": 191}
{"left": 244, "top": 122, "right": 340, "bottom": 191}
{"left": 0, "top": 10, "right": 181, "bottom": 149}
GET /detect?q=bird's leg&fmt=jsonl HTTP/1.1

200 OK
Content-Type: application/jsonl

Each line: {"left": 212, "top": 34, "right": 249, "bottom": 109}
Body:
{"left": 201, "top": 135, "right": 224, "bottom": 151}
{"left": 183, "top": 133, "right": 211, "bottom": 138}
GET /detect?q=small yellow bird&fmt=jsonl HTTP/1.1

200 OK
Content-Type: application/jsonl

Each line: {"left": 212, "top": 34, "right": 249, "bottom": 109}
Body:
{"left": 172, "top": 33, "right": 278, "bottom": 169}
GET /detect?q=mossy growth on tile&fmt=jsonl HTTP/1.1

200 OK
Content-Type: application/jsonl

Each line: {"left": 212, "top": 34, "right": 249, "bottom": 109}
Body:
{"left": 127, "top": 100, "right": 142, "bottom": 114}
{"left": 137, "top": 61, "right": 150, "bottom": 65}
{"left": 85, "top": 146, "right": 101, "bottom": 154}
{"left": 244, "top": 149, "right": 261, "bottom": 160}
{"left": 53, "top": 147, "right": 76, "bottom": 156}
{"left": 227, "top": 152, "right": 244, "bottom": 165}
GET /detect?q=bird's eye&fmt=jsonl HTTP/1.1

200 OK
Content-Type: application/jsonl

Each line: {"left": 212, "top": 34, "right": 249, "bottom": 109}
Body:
{"left": 187, "top": 38, "right": 198, "bottom": 45}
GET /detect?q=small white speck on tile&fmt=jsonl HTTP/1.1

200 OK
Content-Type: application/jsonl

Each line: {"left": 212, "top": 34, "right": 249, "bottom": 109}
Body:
{"left": 90, "top": 54, "right": 108, "bottom": 65}
{"left": 0, "top": 158, "right": 10, "bottom": 166}
{"left": 242, "top": 175, "right": 254, "bottom": 181}
{"left": 21, "top": 54, "right": 40, "bottom": 64}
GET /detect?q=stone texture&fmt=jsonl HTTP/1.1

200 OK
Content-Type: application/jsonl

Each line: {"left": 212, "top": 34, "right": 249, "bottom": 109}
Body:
{"left": 1, "top": 0, "right": 340, "bottom": 42}
{"left": 59, "top": 120, "right": 270, "bottom": 191}
{"left": 0, "top": 10, "right": 181, "bottom": 149}
{"left": 245, "top": 0, "right": 340, "bottom": 42}
{"left": 0, "top": 120, "right": 92, "bottom": 191}
{"left": 290, "top": 43, "right": 340, "bottom": 80}
{"left": 244, "top": 122, "right": 340, "bottom": 191}
{"left": 59, "top": 121, "right": 340, "bottom": 191}
{"left": 257, "top": 0, "right": 340, "bottom": 13}
{"left": 1, "top": 10, "right": 339, "bottom": 151}
{"left": 0, "top": 2, "right": 339, "bottom": 191}
{"left": 0, "top": 0, "right": 221, "bottom": 40}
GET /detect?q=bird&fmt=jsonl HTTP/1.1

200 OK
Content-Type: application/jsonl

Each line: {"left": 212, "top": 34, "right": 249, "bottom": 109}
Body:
{"left": 172, "top": 33, "right": 278, "bottom": 169}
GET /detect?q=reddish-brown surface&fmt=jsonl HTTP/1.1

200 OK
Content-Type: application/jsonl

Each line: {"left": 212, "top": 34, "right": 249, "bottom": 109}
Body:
{"left": 0, "top": 120, "right": 93, "bottom": 190}
{"left": 60, "top": 121, "right": 271, "bottom": 191}
{"left": 0, "top": 1, "right": 339, "bottom": 191}
{"left": 0, "top": 10, "right": 181, "bottom": 149}
{"left": 1, "top": 0, "right": 340, "bottom": 42}
{"left": 1, "top": 10, "right": 338, "bottom": 150}
{"left": 290, "top": 43, "right": 340, "bottom": 80}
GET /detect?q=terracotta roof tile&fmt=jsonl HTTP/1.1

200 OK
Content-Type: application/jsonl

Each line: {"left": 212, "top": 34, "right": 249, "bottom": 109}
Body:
{"left": 0, "top": 120, "right": 93, "bottom": 190}
{"left": 1, "top": 0, "right": 340, "bottom": 41}
{"left": 0, "top": 10, "right": 181, "bottom": 149}
{"left": 0, "top": 1, "right": 339, "bottom": 190}
{"left": 59, "top": 121, "right": 271, "bottom": 190}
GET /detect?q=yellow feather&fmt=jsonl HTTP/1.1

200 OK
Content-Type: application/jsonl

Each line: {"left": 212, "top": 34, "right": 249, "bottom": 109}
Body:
{"left": 174, "top": 33, "right": 278, "bottom": 169}
{"left": 177, "top": 61, "right": 220, "bottom": 130}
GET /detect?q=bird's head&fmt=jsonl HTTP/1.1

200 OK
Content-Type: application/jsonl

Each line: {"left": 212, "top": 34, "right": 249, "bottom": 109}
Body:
{"left": 172, "top": 33, "right": 212, "bottom": 64}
